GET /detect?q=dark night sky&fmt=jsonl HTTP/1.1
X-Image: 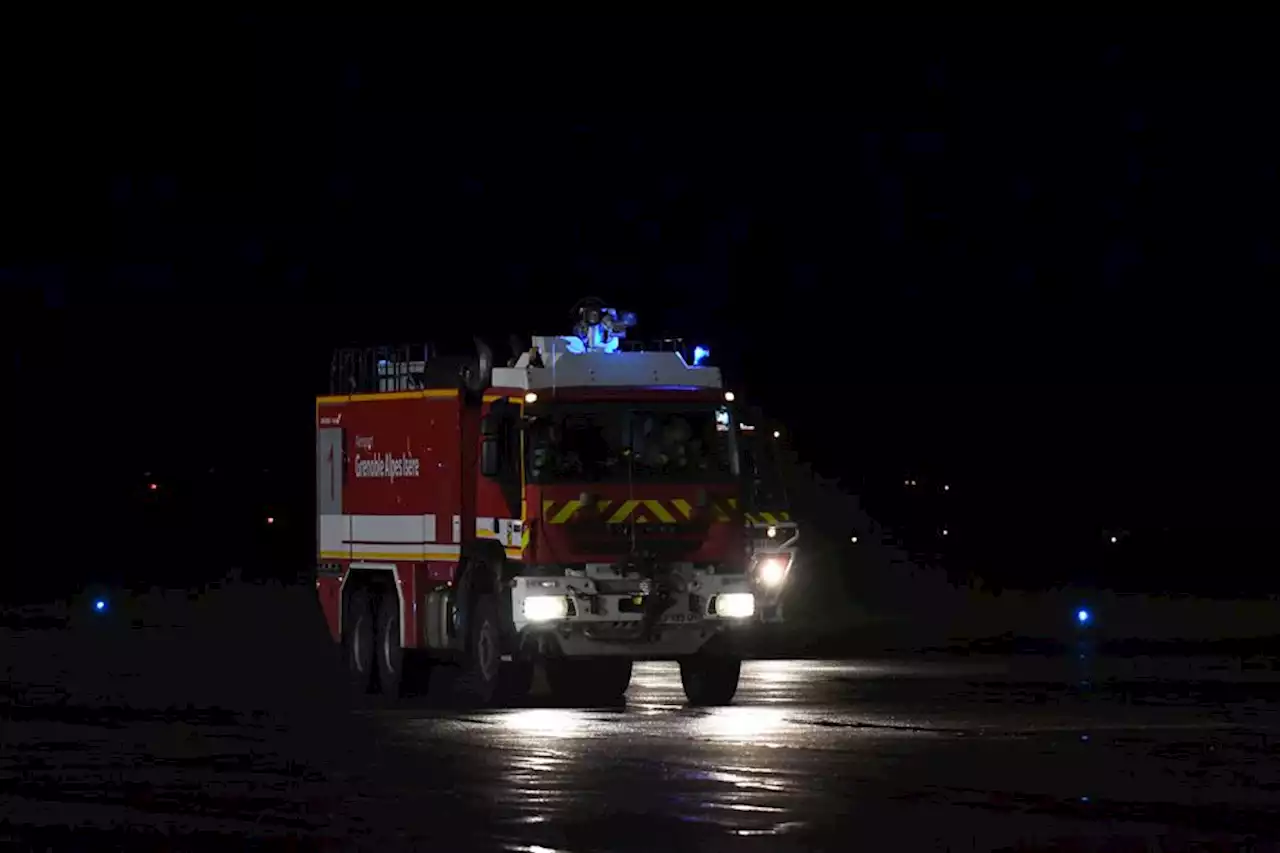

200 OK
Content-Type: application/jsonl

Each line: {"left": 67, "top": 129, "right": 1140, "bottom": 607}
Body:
{"left": 8, "top": 17, "right": 1279, "bottom": 596}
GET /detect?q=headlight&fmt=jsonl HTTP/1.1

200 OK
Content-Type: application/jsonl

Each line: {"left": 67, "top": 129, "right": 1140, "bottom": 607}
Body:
{"left": 757, "top": 557, "right": 787, "bottom": 588}
{"left": 523, "top": 595, "right": 569, "bottom": 622}
{"left": 714, "top": 592, "right": 755, "bottom": 619}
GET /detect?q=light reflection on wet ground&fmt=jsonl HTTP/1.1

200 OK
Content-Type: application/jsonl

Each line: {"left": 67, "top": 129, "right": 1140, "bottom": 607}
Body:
{"left": 369, "top": 660, "right": 1280, "bottom": 850}
{"left": 4, "top": 608, "right": 1279, "bottom": 850}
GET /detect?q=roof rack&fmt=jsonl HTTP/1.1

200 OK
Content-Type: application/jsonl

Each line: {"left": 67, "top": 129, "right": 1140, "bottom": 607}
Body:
{"left": 329, "top": 344, "right": 473, "bottom": 395}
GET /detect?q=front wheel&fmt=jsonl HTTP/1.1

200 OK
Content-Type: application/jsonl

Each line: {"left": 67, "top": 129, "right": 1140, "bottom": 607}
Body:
{"left": 450, "top": 594, "right": 502, "bottom": 706}
{"left": 545, "top": 658, "right": 633, "bottom": 706}
{"left": 497, "top": 661, "right": 536, "bottom": 703}
{"left": 679, "top": 655, "right": 741, "bottom": 706}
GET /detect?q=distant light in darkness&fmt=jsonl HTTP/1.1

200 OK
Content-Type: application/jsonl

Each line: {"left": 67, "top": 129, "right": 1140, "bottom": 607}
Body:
{"left": 94, "top": 599, "right": 106, "bottom": 612}
{"left": 1077, "top": 609, "right": 1091, "bottom": 625}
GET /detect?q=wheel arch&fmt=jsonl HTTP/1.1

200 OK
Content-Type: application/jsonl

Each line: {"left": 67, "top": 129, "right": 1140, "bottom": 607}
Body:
{"left": 339, "top": 562, "right": 405, "bottom": 647}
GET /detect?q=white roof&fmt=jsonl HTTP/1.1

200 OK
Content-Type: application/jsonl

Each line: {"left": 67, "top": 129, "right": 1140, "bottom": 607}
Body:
{"left": 491, "top": 335, "right": 723, "bottom": 392}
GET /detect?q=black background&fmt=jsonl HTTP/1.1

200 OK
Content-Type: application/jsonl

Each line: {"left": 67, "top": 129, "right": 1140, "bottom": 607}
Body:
{"left": 8, "top": 17, "right": 1278, "bottom": 601}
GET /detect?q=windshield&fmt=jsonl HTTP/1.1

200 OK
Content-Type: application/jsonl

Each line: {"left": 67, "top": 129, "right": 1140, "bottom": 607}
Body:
{"left": 526, "top": 404, "right": 738, "bottom": 483}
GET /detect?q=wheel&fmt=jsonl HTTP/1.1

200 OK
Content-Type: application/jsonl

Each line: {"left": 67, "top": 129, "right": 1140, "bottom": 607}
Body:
{"left": 497, "top": 660, "right": 536, "bottom": 703}
{"left": 679, "top": 655, "right": 741, "bottom": 706}
{"left": 545, "top": 658, "right": 633, "bottom": 706}
{"left": 451, "top": 594, "right": 502, "bottom": 706}
{"left": 374, "top": 590, "right": 405, "bottom": 699}
{"left": 345, "top": 590, "right": 376, "bottom": 695}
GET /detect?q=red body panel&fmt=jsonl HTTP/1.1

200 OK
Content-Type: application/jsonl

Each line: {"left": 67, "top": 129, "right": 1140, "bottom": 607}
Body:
{"left": 316, "top": 386, "right": 743, "bottom": 647}
{"left": 316, "top": 391, "right": 465, "bottom": 648}
{"left": 321, "top": 394, "right": 462, "bottom": 518}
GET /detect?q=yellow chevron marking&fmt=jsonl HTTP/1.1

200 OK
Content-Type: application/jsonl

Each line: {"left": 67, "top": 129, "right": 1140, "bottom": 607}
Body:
{"left": 727, "top": 498, "right": 739, "bottom": 508}
{"left": 757, "top": 512, "right": 779, "bottom": 525}
{"left": 540, "top": 496, "right": 738, "bottom": 524}
{"left": 641, "top": 500, "right": 677, "bottom": 523}
{"left": 550, "top": 500, "right": 582, "bottom": 524}
{"left": 607, "top": 500, "right": 640, "bottom": 523}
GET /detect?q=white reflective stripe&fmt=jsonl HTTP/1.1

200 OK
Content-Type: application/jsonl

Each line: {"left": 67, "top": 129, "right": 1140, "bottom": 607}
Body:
{"left": 346, "top": 544, "right": 460, "bottom": 561}
{"left": 319, "top": 514, "right": 351, "bottom": 553}
{"left": 349, "top": 513, "right": 436, "bottom": 544}
{"left": 476, "top": 517, "right": 524, "bottom": 548}
{"left": 452, "top": 515, "right": 462, "bottom": 543}
{"left": 318, "top": 513, "right": 441, "bottom": 551}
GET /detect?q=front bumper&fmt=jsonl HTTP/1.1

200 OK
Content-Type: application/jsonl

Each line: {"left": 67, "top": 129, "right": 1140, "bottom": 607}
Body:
{"left": 510, "top": 572, "right": 755, "bottom": 658}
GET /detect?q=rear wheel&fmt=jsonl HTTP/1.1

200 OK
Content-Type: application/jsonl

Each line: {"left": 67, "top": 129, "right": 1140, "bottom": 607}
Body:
{"left": 374, "top": 591, "right": 405, "bottom": 699}
{"left": 545, "top": 658, "right": 633, "bottom": 706}
{"left": 344, "top": 590, "right": 376, "bottom": 695}
{"left": 679, "top": 654, "right": 741, "bottom": 706}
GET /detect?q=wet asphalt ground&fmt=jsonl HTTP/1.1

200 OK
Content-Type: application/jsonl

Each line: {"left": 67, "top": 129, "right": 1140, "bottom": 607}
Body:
{"left": 2, "top": 585, "right": 1279, "bottom": 851}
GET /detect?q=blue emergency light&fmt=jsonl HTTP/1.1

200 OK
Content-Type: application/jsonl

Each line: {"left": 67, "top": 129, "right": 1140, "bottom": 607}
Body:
{"left": 94, "top": 599, "right": 107, "bottom": 613}
{"left": 567, "top": 302, "right": 635, "bottom": 353}
{"left": 693, "top": 346, "right": 710, "bottom": 366}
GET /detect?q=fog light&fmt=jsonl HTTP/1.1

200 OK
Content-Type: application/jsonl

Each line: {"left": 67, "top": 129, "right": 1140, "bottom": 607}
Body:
{"left": 523, "top": 595, "right": 569, "bottom": 622}
{"left": 714, "top": 592, "right": 755, "bottom": 619}
{"left": 757, "top": 557, "right": 787, "bottom": 588}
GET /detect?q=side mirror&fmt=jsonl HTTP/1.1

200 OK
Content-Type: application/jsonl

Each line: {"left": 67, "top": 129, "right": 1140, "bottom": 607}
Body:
{"left": 481, "top": 435, "right": 501, "bottom": 478}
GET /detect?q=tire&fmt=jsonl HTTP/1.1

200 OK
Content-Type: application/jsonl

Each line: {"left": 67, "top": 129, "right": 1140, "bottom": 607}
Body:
{"left": 679, "top": 655, "right": 741, "bottom": 706}
{"left": 451, "top": 594, "right": 502, "bottom": 706}
{"left": 345, "top": 590, "right": 376, "bottom": 695}
{"left": 545, "top": 658, "right": 633, "bottom": 706}
{"left": 497, "top": 661, "right": 536, "bottom": 703}
{"left": 374, "top": 590, "right": 405, "bottom": 699}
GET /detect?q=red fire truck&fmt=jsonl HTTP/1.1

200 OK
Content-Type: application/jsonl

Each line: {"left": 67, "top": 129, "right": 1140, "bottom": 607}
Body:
{"left": 315, "top": 300, "right": 768, "bottom": 706}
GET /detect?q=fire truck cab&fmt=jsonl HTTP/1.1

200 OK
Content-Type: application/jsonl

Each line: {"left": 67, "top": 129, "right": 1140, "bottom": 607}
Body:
{"left": 315, "top": 301, "right": 772, "bottom": 706}
{"left": 738, "top": 422, "right": 799, "bottom": 623}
